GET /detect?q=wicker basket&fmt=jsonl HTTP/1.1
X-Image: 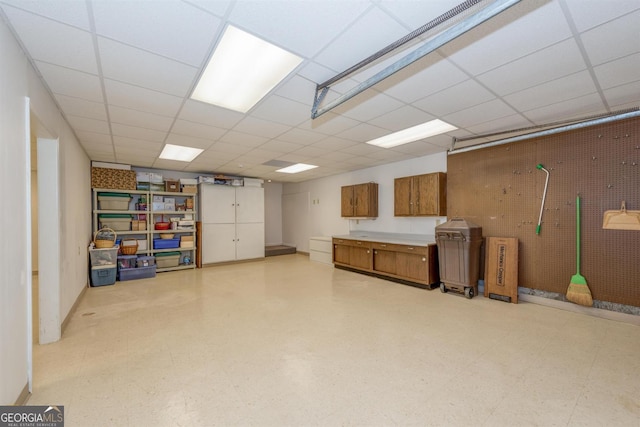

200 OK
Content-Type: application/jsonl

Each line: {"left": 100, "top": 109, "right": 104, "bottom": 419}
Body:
{"left": 94, "top": 227, "right": 116, "bottom": 248}
{"left": 120, "top": 238, "right": 139, "bottom": 255}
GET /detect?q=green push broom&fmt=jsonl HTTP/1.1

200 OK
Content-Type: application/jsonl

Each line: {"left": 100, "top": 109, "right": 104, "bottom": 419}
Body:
{"left": 566, "top": 195, "right": 593, "bottom": 306}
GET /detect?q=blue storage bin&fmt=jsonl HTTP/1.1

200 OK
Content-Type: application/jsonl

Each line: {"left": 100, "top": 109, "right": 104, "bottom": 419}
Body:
{"left": 118, "top": 265, "right": 157, "bottom": 281}
{"left": 91, "top": 265, "right": 116, "bottom": 287}
{"left": 153, "top": 238, "right": 180, "bottom": 249}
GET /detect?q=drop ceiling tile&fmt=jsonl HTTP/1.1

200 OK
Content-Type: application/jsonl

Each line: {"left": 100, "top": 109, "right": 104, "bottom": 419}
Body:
{"left": 179, "top": 101, "right": 245, "bottom": 129}
{"left": 441, "top": 1, "right": 572, "bottom": 75}
{"left": 477, "top": 39, "right": 587, "bottom": 97}
{"left": 503, "top": 70, "right": 597, "bottom": 112}
{"left": 580, "top": 11, "right": 640, "bottom": 66}
{"left": 241, "top": 148, "right": 283, "bottom": 160}
{"left": 564, "top": 0, "right": 640, "bottom": 32}
{"left": 65, "top": 115, "right": 110, "bottom": 134}
{"left": 313, "top": 6, "right": 411, "bottom": 72}
{"left": 35, "top": 61, "right": 103, "bottom": 102}
{"left": 258, "top": 140, "right": 305, "bottom": 154}
{"left": 274, "top": 75, "right": 317, "bottom": 105}
{"left": 277, "top": 128, "right": 325, "bottom": 145}
{"left": 2, "top": 6, "right": 97, "bottom": 73}
{"left": 108, "top": 106, "right": 174, "bottom": 132}
{"left": 336, "top": 123, "right": 390, "bottom": 143}
{"left": 369, "top": 105, "right": 436, "bottom": 132}
{"left": 331, "top": 90, "right": 405, "bottom": 122}
{"left": 111, "top": 123, "right": 166, "bottom": 143}
{"left": 80, "top": 141, "right": 113, "bottom": 155}
{"left": 104, "top": 79, "right": 183, "bottom": 117}
{"left": 274, "top": 153, "right": 314, "bottom": 163}
{"left": 522, "top": 92, "right": 606, "bottom": 124}
{"left": 195, "top": 149, "right": 238, "bottom": 164}
{"left": 465, "top": 114, "right": 533, "bottom": 136}
{"left": 444, "top": 99, "right": 518, "bottom": 128}
{"left": 389, "top": 141, "right": 443, "bottom": 157}
{"left": 207, "top": 142, "right": 252, "bottom": 155}
{"left": 0, "top": 0, "right": 91, "bottom": 30}
{"left": 290, "top": 146, "right": 328, "bottom": 158}
{"left": 183, "top": 161, "right": 225, "bottom": 173}
{"left": 89, "top": 152, "right": 117, "bottom": 163}
{"left": 378, "top": 0, "right": 461, "bottom": 30}
{"left": 92, "top": 0, "right": 221, "bottom": 66}
{"left": 165, "top": 133, "right": 213, "bottom": 150}
{"left": 593, "top": 53, "right": 640, "bottom": 90}
{"left": 311, "top": 137, "right": 360, "bottom": 151}
{"left": 603, "top": 81, "right": 640, "bottom": 109}
{"left": 152, "top": 158, "right": 194, "bottom": 170}
{"left": 170, "top": 119, "right": 226, "bottom": 141}
{"left": 297, "top": 113, "right": 361, "bottom": 136}
{"left": 55, "top": 95, "right": 107, "bottom": 121}
{"left": 219, "top": 130, "right": 268, "bottom": 148}
{"left": 75, "top": 131, "right": 112, "bottom": 147}
{"left": 340, "top": 143, "right": 387, "bottom": 156}
{"left": 375, "top": 54, "right": 468, "bottom": 104}
{"left": 250, "top": 96, "right": 310, "bottom": 127}
{"left": 182, "top": 0, "right": 232, "bottom": 17}
{"left": 232, "top": 117, "right": 291, "bottom": 139}
{"left": 360, "top": 149, "right": 412, "bottom": 162}
{"left": 227, "top": 0, "right": 370, "bottom": 58}
{"left": 98, "top": 37, "right": 198, "bottom": 97}
{"left": 113, "top": 136, "right": 163, "bottom": 152}
{"left": 413, "top": 79, "right": 495, "bottom": 117}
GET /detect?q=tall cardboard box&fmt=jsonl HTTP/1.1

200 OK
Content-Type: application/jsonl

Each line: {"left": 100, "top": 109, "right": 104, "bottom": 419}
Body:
{"left": 484, "top": 237, "right": 518, "bottom": 303}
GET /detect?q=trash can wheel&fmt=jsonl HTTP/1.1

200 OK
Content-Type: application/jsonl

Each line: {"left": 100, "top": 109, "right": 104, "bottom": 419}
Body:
{"left": 464, "top": 287, "right": 474, "bottom": 299}
{"left": 440, "top": 283, "right": 447, "bottom": 293}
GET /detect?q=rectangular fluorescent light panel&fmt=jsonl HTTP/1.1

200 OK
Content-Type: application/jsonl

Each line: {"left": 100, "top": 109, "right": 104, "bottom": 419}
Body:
{"left": 159, "top": 144, "right": 203, "bottom": 162}
{"left": 191, "top": 25, "right": 303, "bottom": 113}
{"left": 366, "top": 119, "right": 457, "bottom": 148}
{"left": 276, "top": 163, "right": 318, "bottom": 174}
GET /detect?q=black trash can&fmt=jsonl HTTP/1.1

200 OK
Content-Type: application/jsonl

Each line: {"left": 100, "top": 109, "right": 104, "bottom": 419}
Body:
{"left": 435, "top": 218, "right": 483, "bottom": 298}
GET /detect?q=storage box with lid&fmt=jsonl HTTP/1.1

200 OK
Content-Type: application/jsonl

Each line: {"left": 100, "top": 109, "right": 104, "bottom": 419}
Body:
{"left": 165, "top": 179, "right": 180, "bottom": 192}
{"left": 117, "top": 255, "right": 138, "bottom": 270}
{"left": 136, "top": 255, "right": 155, "bottom": 268}
{"left": 98, "top": 192, "right": 131, "bottom": 210}
{"left": 156, "top": 252, "right": 181, "bottom": 268}
{"left": 118, "top": 265, "right": 156, "bottom": 281}
{"left": 91, "top": 265, "right": 116, "bottom": 286}
{"left": 154, "top": 238, "right": 180, "bottom": 249}
{"left": 180, "top": 178, "right": 198, "bottom": 193}
{"left": 99, "top": 214, "right": 132, "bottom": 231}
{"left": 180, "top": 235, "right": 194, "bottom": 248}
{"left": 89, "top": 246, "right": 119, "bottom": 266}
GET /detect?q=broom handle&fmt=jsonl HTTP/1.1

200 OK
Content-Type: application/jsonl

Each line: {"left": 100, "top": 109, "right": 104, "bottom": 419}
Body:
{"left": 576, "top": 195, "right": 581, "bottom": 275}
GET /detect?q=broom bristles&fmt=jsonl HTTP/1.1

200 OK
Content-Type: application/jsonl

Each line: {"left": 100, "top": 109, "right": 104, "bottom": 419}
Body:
{"left": 566, "top": 277, "right": 593, "bottom": 307}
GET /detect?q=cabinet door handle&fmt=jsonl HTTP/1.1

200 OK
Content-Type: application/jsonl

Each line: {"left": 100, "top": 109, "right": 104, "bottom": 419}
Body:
{"left": 407, "top": 247, "right": 414, "bottom": 250}
{"left": 380, "top": 244, "right": 386, "bottom": 247}
{"left": 357, "top": 241, "right": 362, "bottom": 245}
{"left": 422, "top": 257, "right": 426, "bottom": 262}
{"left": 367, "top": 250, "right": 370, "bottom": 254}
{"left": 374, "top": 251, "right": 377, "bottom": 255}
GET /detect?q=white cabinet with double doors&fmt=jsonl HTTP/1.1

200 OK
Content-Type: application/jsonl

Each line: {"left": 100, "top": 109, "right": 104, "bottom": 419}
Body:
{"left": 199, "top": 184, "right": 265, "bottom": 264}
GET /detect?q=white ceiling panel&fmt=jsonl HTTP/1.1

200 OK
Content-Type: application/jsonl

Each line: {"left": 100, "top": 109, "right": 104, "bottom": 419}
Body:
{"left": 442, "top": 1, "right": 572, "bottom": 76}
{"left": 108, "top": 106, "right": 174, "bottom": 132}
{"left": 65, "top": 115, "right": 109, "bottom": 135}
{"left": 1, "top": 0, "right": 637, "bottom": 182}
{"left": 98, "top": 37, "right": 199, "bottom": 97}
{"left": 593, "top": 53, "right": 640, "bottom": 91}
{"left": 35, "top": 61, "right": 103, "bottom": 102}
{"left": 55, "top": 95, "right": 107, "bottom": 121}
{"left": 91, "top": 0, "right": 221, "bottom": 66}
{"left": 504, "top": 70, "right": 597, "bottom": 112}
{"left": 104, "top": 79, "right": 184, "bottom": 117}
{"left": 563, "top": 0, "right": 640, "bottom": 32}
{"left": 111, "top": 123, "right": 167, "bottom": 143}
{"left": 152, "top": 158, "right": 194, "bottom": 171}
{"left": 414, "top": 79, "right": 495, "bottom": 117}
{"left": 228, "top": 0, "right": 370, "bottom": 58}
{"left": 580, "top": 11, "right": 640, "bottom": 67}
{"left": 477, "top": 38, "right": 587, "bottom": 97}
{"left": 2, "top": 5, "right": 97, "bottom": 73}
{"left": 171, "top": 120, "right": 226, "bottom": 141}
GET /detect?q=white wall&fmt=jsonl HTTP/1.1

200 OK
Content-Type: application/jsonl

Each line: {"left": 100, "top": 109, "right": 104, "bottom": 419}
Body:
{"left": 0, "top": 17, "right": 91, "bottom": 403}
{"left": 282, "top": 152, "right": 448, "bottom": 252}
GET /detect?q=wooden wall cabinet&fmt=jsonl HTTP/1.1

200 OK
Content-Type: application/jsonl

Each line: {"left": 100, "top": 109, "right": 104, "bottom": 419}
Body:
{"left": 394, "top": 172, "right": 446, "bottom": 216}
{"left": 341, "top": 183, "right": 378, "bottom": 218}
{"left": 333, "top": 238, "right": 438, "bottom": 288}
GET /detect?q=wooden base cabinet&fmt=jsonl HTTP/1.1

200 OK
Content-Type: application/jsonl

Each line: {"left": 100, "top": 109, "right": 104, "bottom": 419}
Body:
{"left": 333, "top": 238, "right": 438, "bottom": 288}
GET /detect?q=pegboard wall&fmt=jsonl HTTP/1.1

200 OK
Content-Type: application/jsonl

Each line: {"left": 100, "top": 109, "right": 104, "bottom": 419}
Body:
{"left": 447, "top": 117, "right": 640, "bottom": 307}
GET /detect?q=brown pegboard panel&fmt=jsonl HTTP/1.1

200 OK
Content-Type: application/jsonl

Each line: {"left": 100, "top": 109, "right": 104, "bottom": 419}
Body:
{"left": 448, "top": 117, "right": 640, "bottom": 307}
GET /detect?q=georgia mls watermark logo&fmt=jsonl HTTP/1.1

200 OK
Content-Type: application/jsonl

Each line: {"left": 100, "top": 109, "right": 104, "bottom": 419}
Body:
{"left": 0, "top": 406, "right": 64, "bottom": 427}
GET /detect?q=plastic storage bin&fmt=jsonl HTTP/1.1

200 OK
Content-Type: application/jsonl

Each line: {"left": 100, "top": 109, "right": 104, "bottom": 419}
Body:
{"left": 153, "top": 238, "right": 180, "bottom": 249}
{"left": 91, "top": 265, "right": 116, "bottom": 286}
{"left": 435, "top": 218, "right": 483, "bottom": 299}
{"left": 89, "top": 246, "right": 119, "bottom": 266}
{"left": 136, "top": 255, "right": 155, "bottom": 268}
{"left": 118, "top": 265, "right": 157, "bottom": 281}
{"left": 98, "top": 192, "right": 131, "bottom": 210}
{"left": 156, "top": 252, "right": 180, "bottom": 268}
{"left": 99, "top": 214, "right": 132, "bottom": 231}
{"left": 117, "top": 255, "right": 137, "bottom": 269}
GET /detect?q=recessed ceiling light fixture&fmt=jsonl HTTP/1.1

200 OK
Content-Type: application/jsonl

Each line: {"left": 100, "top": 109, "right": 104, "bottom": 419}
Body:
{"left": 366, "top": 119, "right": 457, "bottom": 148}
{"left": 159, "top": 144, "right": 203, "bottom": 162}
{"left": 276, "top": 163, "right": 318, "bottom": 174}
{"left": 191, "top": 25, "right": 303, "bottom": 113}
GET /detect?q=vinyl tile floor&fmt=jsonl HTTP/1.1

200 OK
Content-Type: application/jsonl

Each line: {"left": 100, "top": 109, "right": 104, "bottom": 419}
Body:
{"left": 30, "top": 254, "right": 640, "bottom": 426}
